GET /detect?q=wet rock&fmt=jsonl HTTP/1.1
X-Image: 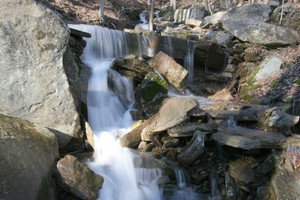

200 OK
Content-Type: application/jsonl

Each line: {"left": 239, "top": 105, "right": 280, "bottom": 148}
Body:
{"left": 255, "top": 151, "right": 279, "bottom": 176}
{"left": 121, "top": 120, "right": 148, "bottom": 148}
{"left": 56, "top": 155, "right": 103, "bottom": 200}
{"left": 167, "top": 121, "right": 217, "bottom": 137}
{"left": 141, "top": 97, "right": 197, "bottom": 141}
{"left": 138, "top": 141, "right": 155, "bottom": 152}
{"left": 0, "top": 0, "right": 81, "bottom": 149}
{"left": 229, "top": 159, "right": 254, "bottom": 185}
{"left": 256, "top": 185, "right": 275, "bottom": 200}
{"left": 162, "top": 137, "right": 180, "bottom": 148}
{"left": 151, "top": 51, "right": 188, "bottom": 90}
{"left": 194, "top": 42, "right": 229, "bottom": 73}
{"left": 212, "top": 127, "right": 286, "bottom": 150}
{"left": 177, "top": 131, "right": 206, "bottom": 166}
{"left": 112, "top": 58, "right": 152, "bottom": 87}
{"left": 133, "top": 152, "right": 169, "bottom": 169}
{"left": 0, "top": 114, "right": 59, "bottom": 200}
{"left": 85, "top": 120, "right": 95, "bottom": 150}
{"left": 135, "top": 71, "right": 169, "bottom": 117}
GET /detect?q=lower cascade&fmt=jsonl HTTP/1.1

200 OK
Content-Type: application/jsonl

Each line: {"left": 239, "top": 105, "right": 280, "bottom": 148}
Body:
{"left": 70, "top": 24, "right": 199, "bottom": 200}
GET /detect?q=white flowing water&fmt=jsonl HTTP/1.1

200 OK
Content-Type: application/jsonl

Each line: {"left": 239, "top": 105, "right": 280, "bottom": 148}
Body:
{"left": 138, "top": 12, "right": 149, "bottom": 30}
{"left": 169, "top": 166, "right": 200, "bottom": 200}
{"left": 70, "top": 24, "right": 162, "bottom": 200}
{"left": 184, "top": 40, "right": 195, "bottom": 86}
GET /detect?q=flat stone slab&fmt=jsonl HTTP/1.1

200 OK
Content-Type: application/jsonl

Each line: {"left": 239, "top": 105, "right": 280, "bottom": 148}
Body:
{"left": 212, "top": 127, "right": 286, "bottom": 150}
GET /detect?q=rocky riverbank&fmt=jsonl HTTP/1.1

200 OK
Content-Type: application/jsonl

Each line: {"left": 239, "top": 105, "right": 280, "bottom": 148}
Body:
{"left": 1, "top": 0, "right": 300, "bottom": 199}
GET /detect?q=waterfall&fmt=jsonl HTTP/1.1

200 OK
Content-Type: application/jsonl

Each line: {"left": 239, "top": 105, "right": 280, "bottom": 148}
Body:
{"left": 138, "top": 12, "right": 149, "bottom": 30}
{"left": 168, "top": 165, "right": 200, "bottom": 200}
{"left": 184, "top": 40, "right": 195, "bottom": 86}
{"left": 70, "top": 24, "right": 162, "bottom": 200}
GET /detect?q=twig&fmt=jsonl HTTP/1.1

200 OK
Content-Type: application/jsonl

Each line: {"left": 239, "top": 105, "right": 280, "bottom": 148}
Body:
{"left": 279, "top": 0, "right": 284, "bottom": 25}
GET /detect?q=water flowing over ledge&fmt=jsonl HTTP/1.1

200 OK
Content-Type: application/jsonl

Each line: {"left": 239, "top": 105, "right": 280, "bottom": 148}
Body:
{"left": 69, "top": 24, "right": 201, "bottom": 200}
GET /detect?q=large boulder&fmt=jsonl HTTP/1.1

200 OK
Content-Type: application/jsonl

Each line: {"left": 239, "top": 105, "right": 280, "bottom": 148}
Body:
{"left": 221, "top": 4, "right": 300, "bottom": 47}
{"left": 177, "top": 131, "right": 206, "bottom": 166}
{"left": 253, "top": 55, "right": 282, "bottom": 83}
{"left": 0, "top": 114, "right": 59, "bottom": 200}
{"left": 151, "top": 51, "right": 188, "bottom": 90}
{"left": 56, "top": 155, "right": 103, "bottom": 200}
{"left": 135, "top": 71, "right": 169, "bottom": 117}
{"left": 0, "top": 0, "right": 81, "bottom": 149}
{"left": 194, "top": 41, "right": 229, "bottom": 73}
{"left": 212, "top": 127, "right": 286, "bottom": 150}
{"left": 174, "top": 7, "right": 206, "bottom": 23}
{"left": 257, "top": 137, "right": 300, "bottom": 199}
{"left": 112, "top": 57, "right": 152, "bottom": 87}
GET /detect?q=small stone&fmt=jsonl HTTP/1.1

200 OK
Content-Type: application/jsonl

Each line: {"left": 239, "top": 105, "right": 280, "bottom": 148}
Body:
{"left": 229, "top": 159, "right": 254, "bottom": 185}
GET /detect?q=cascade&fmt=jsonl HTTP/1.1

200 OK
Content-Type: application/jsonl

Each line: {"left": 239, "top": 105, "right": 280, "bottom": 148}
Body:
{"left": 184, "top": 40, "right": 195, "bottom": 86}
{"left": 138, "top": 12, "right": 149, "bottom": 30}
{"left": 70, "top": 24, "right": 163, "bottom": 200}
{"left": 69, "top": 24, "right": 204, "bottom": 200}
{"left": 167, "top": 165, "right": 200, "bottom": 200}
{"left": 166, "top": 36, "right": 174, "bottom": 58}
{"left": 139, "top": 12, "right": 148, "bottom": 24}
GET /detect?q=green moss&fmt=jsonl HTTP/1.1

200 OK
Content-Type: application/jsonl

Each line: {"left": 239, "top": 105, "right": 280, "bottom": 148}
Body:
{"left": 282, "top": 62, "right": 294, "bottom": 68}
{"left": 270, "top": 80, "right": 277, "bottom": 88}
{"left": 295, "top": 79, "right": 300, "bottom": 85}
{"left": 246, "top": 64, "right": 261, "bottom": 85}
{"left": 239, "top": 84, "right": 263, "bottom": 103}
{"left": 139, "top": 72, "right": 169, "bottom": 103}
{"left": 145, "top": 72, "right": 169, "bottom": 90}
{"left": 244, "top": 52, "right": 257, "bottom": 62}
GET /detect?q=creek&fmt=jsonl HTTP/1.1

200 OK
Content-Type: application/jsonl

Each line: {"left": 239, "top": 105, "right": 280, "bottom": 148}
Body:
{"left": 69, "top": 24, "right": 200, "bottom": 200}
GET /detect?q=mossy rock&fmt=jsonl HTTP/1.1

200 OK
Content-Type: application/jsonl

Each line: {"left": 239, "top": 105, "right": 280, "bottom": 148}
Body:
{"left": 135, "top": 72, "right": 169, "bottom": 117}
{"left": 244, "top": 51, "right": 260, "bottom": 62}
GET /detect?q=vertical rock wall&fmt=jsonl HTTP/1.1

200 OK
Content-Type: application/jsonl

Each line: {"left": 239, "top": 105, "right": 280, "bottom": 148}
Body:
{"left": 0, "top": 0, "right": 81, "bottom": 149}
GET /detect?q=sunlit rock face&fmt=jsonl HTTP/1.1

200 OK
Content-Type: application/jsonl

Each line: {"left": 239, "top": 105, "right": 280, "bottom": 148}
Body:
{"left": 221, "top": 4, "right": 300, "bottom": 47}
{"left": 0, "top": 0, "right": 81, "bottom": 149}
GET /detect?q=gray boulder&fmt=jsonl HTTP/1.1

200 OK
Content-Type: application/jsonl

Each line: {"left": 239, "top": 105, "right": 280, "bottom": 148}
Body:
{"left": 135, "top": 71, "right": 169, "bottom": 117}
{"left": 177, "top": 131, "right": 206, "bottom": 166}
{"left": 0, "top": 0, "right": 81, "bottom": 149}
{"left": 204, "top": 31, "right": 233, "bottom": 46}
{"left": 212, "top": 127, "right": 286, "bottom": 150}
{"left": 151, "top": 51, "right": 188, "bottom": 90}
{"left": 229, "top": 159, "right": 254, "bottom": 185}
{"left": 174, "top": 7, "right": 206, "bottom": 23}
{"left": 141, "top": 97, "right": 197, "bottom": 141}
{"left": 221, "top": 4, "right": 300, "bottom": 47}
{"left": 258, "top": 137, "right": 300, "bottom": 199}
{"left": 0, "top": 114, "right": 59, "bottom": 200}
{"left": 56, "top": 155, "right": 103, "bottom": 200}
{"left": 202, "top": 11, "right": 227, "bottom": 26}
{"left": 254, "top": 55, "right": 282, "bottom": 83}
